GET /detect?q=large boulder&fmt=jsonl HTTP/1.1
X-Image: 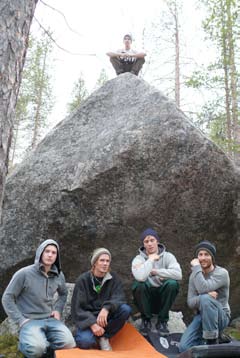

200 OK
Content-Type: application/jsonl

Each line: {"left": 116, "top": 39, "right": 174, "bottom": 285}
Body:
{"left": 0, "top": 73, "right": 240, "bottom": 319}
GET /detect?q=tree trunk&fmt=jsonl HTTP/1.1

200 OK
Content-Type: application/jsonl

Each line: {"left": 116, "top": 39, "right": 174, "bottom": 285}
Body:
{"left": 174, "top": 9, "right": 180, "bottom": 107}
{"left": 9, "top": 115, "right": 20, "bottom": 168}
{"left": 220, "top": 0, "right": 232, "bottom": 157}
{"left": 0, "top": 0, "right": 38, "bottom": 219}
{"left": 226, "top": 1, "right": 239, "bottom": 164}
{"left": 31, "top": 48, "right": 47, "bottom": 149}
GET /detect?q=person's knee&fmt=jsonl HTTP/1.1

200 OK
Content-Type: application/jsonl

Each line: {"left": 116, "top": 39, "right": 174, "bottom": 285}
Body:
{"left": 119, "top": 304, "right": 131, "bottom": 319}
{"left": 110, "top": 57, "right": 120, "bottom": 65}
{"left": 75, "top": 338, "right": 96, "bottom": 350}
{"left": 74, "top": 329, "right": 96, "bottom": 350}
{"left": 133, "top": 281, "right": 148, "bottom": 292}
{"left": 199, "top": 293, "right": 212, "bottom": 308}
{"left": 138, "top": 57, "right": 145, "bottom": 64}
{"left": 20, "top": 341, "right": 46, "bottom": 358}
{"left": 62, "top": 332, "right": 76, "bottom": 348}
{"left": 165, "top": 279, "right": 179, "bottom": 292}
{"left": 48, "top": 321, "right": 76, "bottom": 349}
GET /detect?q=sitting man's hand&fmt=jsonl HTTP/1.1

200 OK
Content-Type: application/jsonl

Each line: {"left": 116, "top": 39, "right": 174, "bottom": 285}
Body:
{"left": 148, "top": 253, "right": 160, "bottom": 261}
{"left": 97, "top": 308, "right": 109, "bottom": 328}
{"left": 90, "top": 323, "right": 105, "bottom": 337}
{"left": 150, "top": 269, "right": 164, "bottom": 278}
{"left": 191, "top": 258, "right": 200, "bottom": 266}
{"left": 208, "top": 291, "right": 218, "bottom": 299}
{"left": 50, "top": 311, "right": 61, "bottom": 320}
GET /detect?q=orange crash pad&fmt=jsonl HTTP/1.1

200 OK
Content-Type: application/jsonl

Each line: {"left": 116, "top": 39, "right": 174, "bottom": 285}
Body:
{"left": 56, "top": 323, "right": 167, "bottom": 358}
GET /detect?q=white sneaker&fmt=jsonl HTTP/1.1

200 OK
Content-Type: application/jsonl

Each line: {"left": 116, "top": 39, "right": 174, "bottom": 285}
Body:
{"left": 99, "top": 337, "right": 112, "bottom": 351}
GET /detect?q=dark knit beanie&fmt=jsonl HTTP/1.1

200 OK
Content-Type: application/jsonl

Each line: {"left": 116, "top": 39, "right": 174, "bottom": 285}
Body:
{"left": 195, "top": 241, "right": 216, "bottom": 260}
{"left": 123, "top": 33, "right": 132, "bottom": 41}
{"left": 140, "top": 228, "right": 160, "bottom": 242}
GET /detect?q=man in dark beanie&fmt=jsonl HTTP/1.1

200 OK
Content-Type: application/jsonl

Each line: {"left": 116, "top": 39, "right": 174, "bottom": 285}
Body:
{"left": 106, "top": 33, "right": 146, "bottom": 76}
{"left": 132, "top": 228, "right": 182, "bottom": 336}
{"left": 71, "top": 248, "right": 131, "bottom": 351}
{"left": 179, "top": 240, "right": 230, "bottom": 353}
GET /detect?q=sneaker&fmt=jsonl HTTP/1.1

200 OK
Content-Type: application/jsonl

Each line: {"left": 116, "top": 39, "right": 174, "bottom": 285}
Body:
{"left": 140, "top": 319, "right": 152, "bottom": 336}
{"left": 205, "top": 338, "right": 219, "bottom": 345}
{"left": 156, "top": 321, "right": 169, "bottom": 336}
{"left": 99, "top": 337, "right": 112, "bottom": 351}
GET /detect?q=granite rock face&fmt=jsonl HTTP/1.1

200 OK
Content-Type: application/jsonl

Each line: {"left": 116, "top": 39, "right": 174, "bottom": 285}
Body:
{"left": 0, "top": 73, "right": 240, "bottom": 319}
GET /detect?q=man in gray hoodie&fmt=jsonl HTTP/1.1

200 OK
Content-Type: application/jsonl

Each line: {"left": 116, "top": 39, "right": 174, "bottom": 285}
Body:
{"left": 132, "top": 228, "right": 182, "bottom": 337}
{"left": 179, "top": 240, "right": 230, "bottom": 353}
{"left": 2, "top": 239, "right": 75, "bottom": 358}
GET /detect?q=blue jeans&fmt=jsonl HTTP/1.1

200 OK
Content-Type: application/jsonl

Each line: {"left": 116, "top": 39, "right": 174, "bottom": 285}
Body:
{"left": 75, "top": 304, "right": 131, "bottom": 349}
{"left": 19, "top": 318, "right": 76, "bottom": 358}
{"left": 179, "top": 294, "right": 229, "bottom": 353}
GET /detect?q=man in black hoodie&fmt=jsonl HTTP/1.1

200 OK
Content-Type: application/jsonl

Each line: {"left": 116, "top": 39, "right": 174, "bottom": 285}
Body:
{"left": 2, "top": 239, "right": 75, "bottom": 358}
{"left": 71, "top": 247, "right": 131, "bottom": 351}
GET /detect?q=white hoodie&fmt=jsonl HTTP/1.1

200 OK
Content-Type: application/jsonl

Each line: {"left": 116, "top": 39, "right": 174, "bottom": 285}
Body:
{"left": 131, "top": 244, "right": 182, "bottom": 287}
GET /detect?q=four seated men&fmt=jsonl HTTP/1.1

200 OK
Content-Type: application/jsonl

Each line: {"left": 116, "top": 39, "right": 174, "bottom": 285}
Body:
{"left": 1, "top": 238, "right": 231, "bottom": 355}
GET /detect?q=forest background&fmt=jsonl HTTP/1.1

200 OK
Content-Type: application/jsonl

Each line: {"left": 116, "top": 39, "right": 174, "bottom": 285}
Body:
{"left": 9, "top": 0, "right": 240, "bottom": 170}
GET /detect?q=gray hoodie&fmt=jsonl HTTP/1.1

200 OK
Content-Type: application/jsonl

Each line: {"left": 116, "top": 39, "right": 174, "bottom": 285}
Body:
{"left": 2, "top": 239, "right": 68, "bottom": 327}
{"left": 131, "top": 244, "right": 182, "bottom": 287}
{"left": 187, "top": 264, "right": 230, "bottom": 316}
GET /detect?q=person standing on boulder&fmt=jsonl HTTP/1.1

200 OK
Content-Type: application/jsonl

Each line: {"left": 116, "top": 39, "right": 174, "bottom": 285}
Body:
{"left": 131, "top": 228, "right": 182, "bottom": 336}
{"left": 71, "top": 248, "right": 131, "bottom": 351}
{"left": 179, "top": 241, "right": 230, "bottom": 353}
{"left": 106, "top": 34, "right": 146, "bottom": 76}
{"left": 2, "top": 239, "right": 76, "bottom": 358}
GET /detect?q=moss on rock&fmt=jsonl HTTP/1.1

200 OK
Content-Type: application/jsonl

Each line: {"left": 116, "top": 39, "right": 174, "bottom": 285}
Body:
{"left": 0, "top": 334, "right": 23, "bottom": 358}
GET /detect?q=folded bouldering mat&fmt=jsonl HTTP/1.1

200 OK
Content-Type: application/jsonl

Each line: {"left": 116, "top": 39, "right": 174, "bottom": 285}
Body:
{"left": 56, "top": 323, "right": 167, "bottom": 358}
{"left": 148, "top": 331, "right": 182, "bottom": 358}
{"left": 178, "top": 340, "right": 240, "bottom": 358}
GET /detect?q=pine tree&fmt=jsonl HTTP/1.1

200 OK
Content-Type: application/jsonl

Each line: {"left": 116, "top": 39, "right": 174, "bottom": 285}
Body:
{"left": 94, "top": 69, "right": 109, "bottom": 90}
{"left": 10, "top": 31, "right": 54, "bottom": 165}
{"left": 187, "top": 0, "right": 239, "bottom": 161}
{"left": 67, "top": 74, "right": 89, "bottom": 114}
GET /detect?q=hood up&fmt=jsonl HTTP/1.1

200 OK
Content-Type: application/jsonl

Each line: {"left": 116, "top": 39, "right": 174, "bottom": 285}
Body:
{"left": 34, "top": 239, "right": 61, "bottom": 273}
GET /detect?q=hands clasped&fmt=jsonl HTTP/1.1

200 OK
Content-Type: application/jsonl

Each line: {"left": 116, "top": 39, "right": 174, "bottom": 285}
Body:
{"left": 91, "top": 308, "right": 109, "bottom": 336}
{"left": 148, "top": 253, "right": 160, "bottom": 261}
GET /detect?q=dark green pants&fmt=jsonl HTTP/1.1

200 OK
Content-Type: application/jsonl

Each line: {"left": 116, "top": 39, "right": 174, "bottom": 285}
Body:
{"left": 132, "top": 279, "right": 179, "bottom": 322}
{"left": 110, "top": 57, "right": 145, "bottom": 75}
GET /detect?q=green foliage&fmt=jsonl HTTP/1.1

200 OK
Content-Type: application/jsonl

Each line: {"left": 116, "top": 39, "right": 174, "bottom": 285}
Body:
{"left": 0, "top": 334, "right": 23, "bottom": 358}
{"left": 185, "top": 65, "right": 223, "bottom": 90}
{"left": 94, "top": 68, "right": 109, "bottom": 90}
{"left": 224, "top": 327, "right": 240, "bottom": 341}
{"left": 67, "top": 73, "right": 89, "bottom": 114}
{"left": 188, "top": 0, "right": 240, "bottom": 160}
{"left": 22, "top": 31, "right": 54, "bottom": 145}
{"left": 11, "top": 30, "right": 55, "bottom": 164}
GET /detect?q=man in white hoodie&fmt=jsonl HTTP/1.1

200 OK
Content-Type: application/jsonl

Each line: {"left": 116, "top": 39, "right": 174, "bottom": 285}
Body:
{"left": 132, "top": 228, "right": 182, "bottom": 336}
